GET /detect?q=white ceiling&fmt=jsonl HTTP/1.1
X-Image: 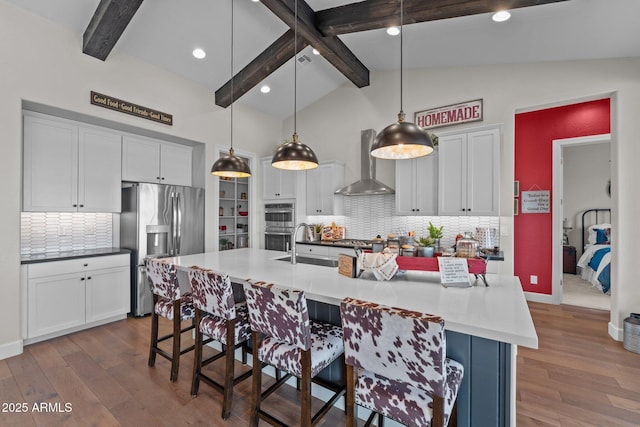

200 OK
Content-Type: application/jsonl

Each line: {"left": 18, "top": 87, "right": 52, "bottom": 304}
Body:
{"left": 6, "top": 0, "right": 640, "bottom": 119}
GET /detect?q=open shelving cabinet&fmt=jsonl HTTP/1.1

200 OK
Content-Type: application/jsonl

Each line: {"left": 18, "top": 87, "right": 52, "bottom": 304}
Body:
{"left": 217, "top": 154, "right": 250, "bottom": 251}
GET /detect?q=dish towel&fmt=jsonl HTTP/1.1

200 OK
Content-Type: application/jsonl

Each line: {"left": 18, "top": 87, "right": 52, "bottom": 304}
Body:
{"left": 357, "top": 251, "right": 398, "bottom": 281}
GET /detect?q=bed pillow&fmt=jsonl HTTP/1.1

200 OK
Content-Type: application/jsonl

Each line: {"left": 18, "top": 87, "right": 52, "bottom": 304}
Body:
{"left": 594, "top": 228, "right": 609, "bottom": 244}
{"left": 588, "top": 223, "right": 611, "bottom": 244}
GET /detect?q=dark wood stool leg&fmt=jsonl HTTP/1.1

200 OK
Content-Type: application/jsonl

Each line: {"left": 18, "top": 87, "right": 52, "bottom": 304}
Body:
{"left": 170, "top": 300, "right": 181, "bottom": 382}
{"left": 345, "top": 364, "right": 357, "bottom": 427}
{"left": 301, "top": 349, "right": 312, "bottom": 427}
{"left": 190, "top": 310, "right": 203, "bottom": 396}
{"left": 148, "top": 295, "right": 159, "bottom": 367}
{"left": 249, "top": 331, "right": 263, "bottom": 427}
{"left": 221, "top": 319, "right": 236, "bottom": 419}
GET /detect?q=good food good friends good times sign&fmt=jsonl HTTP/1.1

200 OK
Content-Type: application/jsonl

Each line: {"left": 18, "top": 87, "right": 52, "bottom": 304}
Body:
{"left": 90, "top": 91, "right": 173, "bottom": 125}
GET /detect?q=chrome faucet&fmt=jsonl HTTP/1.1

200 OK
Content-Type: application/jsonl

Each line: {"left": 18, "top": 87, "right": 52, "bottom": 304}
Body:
{"left": 290, "top": 223, "right": 310, "bottom": 264}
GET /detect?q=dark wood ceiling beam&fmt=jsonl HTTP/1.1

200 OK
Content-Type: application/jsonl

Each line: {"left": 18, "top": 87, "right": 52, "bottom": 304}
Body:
{"left": 83, "top": 0, "right": 144, "bottom": 61}
{"left": 261, "top": 0, "right": 369, "bottom": 88}
{"left": 316, "top": 0, "right": 570, "bottom": 36}
{"left": 215, "top": 30, "right": 307, "bottom": 108}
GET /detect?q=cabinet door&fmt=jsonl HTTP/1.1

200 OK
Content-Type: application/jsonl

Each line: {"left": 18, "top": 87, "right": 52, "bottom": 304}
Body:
{"left": 78, "top": 127, "right": 122, "bottom": 212}
{"left": 262, "top": 158, "right": 280, "bottom": 199}
{"left": 85, "top": 266, "right": 130, "bottom": 323}
{"left": 161, "top": 143, "right": 192, "bottom": 186}
{"left": 438, "top": 133, "right": 468, "bottom": 216}
{"left": 467, "top": 128, "right": 500, "bottom": 216}
{"left": 414, "top": 151, "right": 438, "bottom": 215}
{"left": 122, "top": 136, "right": 161, "bottom": 183}
{"left": 278, "top": 170, "right": 297, "bottom": 199}
{"left": 28, "top": 273, "right": 86, "bottom": 338}
{"left": 395, "top": 158, "right": 417, "bottom": 214}
{"left": 23, "top": 115, "right": 78, "bottom": 211}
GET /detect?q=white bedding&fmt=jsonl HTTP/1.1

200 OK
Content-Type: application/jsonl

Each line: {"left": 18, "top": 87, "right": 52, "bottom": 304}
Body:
{"left": 577, "top": 244, "right": 611, "bottom": 293}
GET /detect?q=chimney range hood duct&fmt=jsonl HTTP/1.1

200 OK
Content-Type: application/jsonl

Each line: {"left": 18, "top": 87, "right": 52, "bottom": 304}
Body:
{"left": 335, "top": 129, "right": 395, "bottom": 196}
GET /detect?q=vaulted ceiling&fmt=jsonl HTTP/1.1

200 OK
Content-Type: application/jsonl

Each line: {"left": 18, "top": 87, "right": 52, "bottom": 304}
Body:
{"left": 7, "top": 0, "right": 640, "bottom": 118}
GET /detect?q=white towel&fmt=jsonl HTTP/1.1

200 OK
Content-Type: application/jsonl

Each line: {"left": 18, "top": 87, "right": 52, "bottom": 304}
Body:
{"left": 357, "top": 251, "right": 398, "bottom": 281}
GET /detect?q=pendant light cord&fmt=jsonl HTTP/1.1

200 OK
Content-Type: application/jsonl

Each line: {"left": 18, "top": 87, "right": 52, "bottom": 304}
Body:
{"left": 399, "top": 0, "right": 404, "bottom": 118}
{"left": 293, "top": 0, "right": 298, "bottom": 135}
{"left": 230, "top": 0, "right": 234, "bottom": 150}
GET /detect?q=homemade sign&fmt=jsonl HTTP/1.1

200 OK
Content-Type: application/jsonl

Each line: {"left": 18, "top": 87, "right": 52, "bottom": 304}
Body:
{"left": 90, "top": 91, "right": 173, "bottom": 125}
{"left": 415, "top": 99, "right": 483, "bottom": 130}
{"left": 437, "top": 257, "right": 471, "bottom": 288}
{"left": 521, "top": 190, "right": 550, "bottom": 213}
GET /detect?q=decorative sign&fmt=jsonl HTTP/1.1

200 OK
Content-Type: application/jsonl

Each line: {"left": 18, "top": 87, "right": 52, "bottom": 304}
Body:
{"left": 90, "top": 91, "right": 173, "bottom": 126}
{"left": 437, "top": 257, "right": 471, "bottom": 288}
{"left": 415, "top": 99, "right": 483, "bottom": 130}
{"left": 521, "top": 190, "right": 550, "bottom": 213}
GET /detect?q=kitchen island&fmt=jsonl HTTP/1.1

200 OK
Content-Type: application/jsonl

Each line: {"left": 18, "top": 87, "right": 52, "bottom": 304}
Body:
{"left": 166, "top": 248, "right": 537, "bottom": 427}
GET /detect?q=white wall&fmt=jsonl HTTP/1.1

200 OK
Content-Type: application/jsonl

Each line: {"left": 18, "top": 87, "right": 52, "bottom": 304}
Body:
{"left": 287, "top": 59, "right": 640, "bottom": 339}
{"left": 563, "top": 143, "right": 612, "bottom": 257}
{"left": 0, "top": 1, "right": 281, "bottom": 357}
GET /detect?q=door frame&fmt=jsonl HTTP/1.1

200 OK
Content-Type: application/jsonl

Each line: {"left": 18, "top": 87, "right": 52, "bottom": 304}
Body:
{"left": 551, "top": 133, "right": 611, "bottom": 304}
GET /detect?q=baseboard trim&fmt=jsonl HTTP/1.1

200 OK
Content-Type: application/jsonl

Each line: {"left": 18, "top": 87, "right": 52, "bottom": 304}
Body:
{"left": 524, "top": 291, "right": 554, "bottom": 304}
{"left": 0, "top": 339, "right": 23, "bottom": 361}
{"left": 608, "top": 321, "right": 623, "bottom": 342}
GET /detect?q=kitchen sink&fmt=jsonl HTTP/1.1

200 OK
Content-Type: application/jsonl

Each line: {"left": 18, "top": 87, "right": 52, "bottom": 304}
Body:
{"left": 274, "top": 256, "right": 339, "bottom": 268}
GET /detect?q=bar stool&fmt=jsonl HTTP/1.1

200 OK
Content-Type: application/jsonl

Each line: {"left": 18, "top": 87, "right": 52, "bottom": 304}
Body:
{"left": 188, "top": 266, "right": 252, "bottom": 419}
{"left": 339, "top": 297, "right": 464, "bottom": 427}
{"left": 243, "top": 279, "right": 346, "bottom": 427}
{"left": 146, "top": 258, "right": 195, "bottom": 382}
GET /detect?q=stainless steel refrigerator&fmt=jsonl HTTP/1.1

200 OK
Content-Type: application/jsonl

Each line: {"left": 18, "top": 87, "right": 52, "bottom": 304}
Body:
{"left": 120, "top": 183, "right": 204, "bottom": 316}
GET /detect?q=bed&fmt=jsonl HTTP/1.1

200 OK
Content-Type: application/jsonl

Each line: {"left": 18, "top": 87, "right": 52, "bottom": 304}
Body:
{"left": 576, "top": 209, "right": 611, "bottom": 294}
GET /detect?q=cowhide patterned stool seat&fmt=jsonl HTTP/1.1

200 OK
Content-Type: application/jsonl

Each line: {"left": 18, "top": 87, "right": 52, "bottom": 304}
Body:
{"left": 188, "top": 267, "right": 252, "bottom": 419}
{"left": 146, "top": 258, "right": 195, "bottom": 382}
{"left": 340, "top": 297, "right": 464, "bottom": 427}
{"left": 243, "top": 279, "right": 346, "bottom": 427}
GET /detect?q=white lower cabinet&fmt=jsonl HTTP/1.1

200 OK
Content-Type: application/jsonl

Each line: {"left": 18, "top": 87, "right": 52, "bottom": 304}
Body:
{"left": 25, "top": 254, "right": 130, "bottom": 342}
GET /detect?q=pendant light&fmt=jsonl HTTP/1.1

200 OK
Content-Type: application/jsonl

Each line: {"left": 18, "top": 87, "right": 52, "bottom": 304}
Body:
{"left": 370, "top": 0, "right": 434, "bottom": 160}
{"left": 271, "top": 0, "right": 318, "bottom": 171}
{"left": 211, "top": 0, "right": 252, "bottom": 178}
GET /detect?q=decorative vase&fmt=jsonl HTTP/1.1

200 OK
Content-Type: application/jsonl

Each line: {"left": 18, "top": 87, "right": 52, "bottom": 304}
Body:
{"left": 424, "top": 246, "right": 435, "bottom": 258}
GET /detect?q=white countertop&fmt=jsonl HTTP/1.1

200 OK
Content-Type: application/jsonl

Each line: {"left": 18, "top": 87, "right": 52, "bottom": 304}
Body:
{"left": 166, "top": 248, "right": 538, "bottom": 349}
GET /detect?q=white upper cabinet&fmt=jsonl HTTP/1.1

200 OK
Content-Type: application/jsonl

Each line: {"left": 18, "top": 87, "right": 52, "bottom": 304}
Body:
{"left": 122, "top": 135, "right": 192, "bottom": 186}
{"left": 23, "top": 114, "right": 122, "bottom": 212}
{"left": 395, "top": 151, "right": 438, "bottom": 216}
{"left": 438, "top": 125, "right": 500, "bottom": 216}
{"left": 306, "top": 161, "right": 344, "bottom": 215}
{"left": 262, "top": 157, "right": 297, "bottom": 200}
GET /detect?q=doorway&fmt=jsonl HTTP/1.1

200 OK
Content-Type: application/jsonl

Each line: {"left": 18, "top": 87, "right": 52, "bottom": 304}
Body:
{"left": 552, "top": 134, "right": 611, "bottom": 308}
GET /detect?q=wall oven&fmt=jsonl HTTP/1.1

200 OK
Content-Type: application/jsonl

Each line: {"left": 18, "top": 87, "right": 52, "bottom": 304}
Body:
{"left": 264, "top": 203, "right": 294, "bottom": 251}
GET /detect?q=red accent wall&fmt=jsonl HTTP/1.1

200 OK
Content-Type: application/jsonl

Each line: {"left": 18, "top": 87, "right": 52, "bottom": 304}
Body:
{"left": 514, "top": 99, "right": 610, "bottom": 294}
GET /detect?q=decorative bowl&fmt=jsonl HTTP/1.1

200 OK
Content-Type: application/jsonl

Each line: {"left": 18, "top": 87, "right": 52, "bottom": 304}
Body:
{"left": 239, "top": 211, "right": 248, "bottom": 216}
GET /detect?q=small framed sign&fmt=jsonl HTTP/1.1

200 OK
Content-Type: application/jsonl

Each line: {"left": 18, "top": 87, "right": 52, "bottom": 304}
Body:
{"left": 521, "top": 190, "right": 550, "bottom": 214}
{"left": 415, "top": 99, "right": 483, "bottom": 130}
{"left": 437, "top": 257, "right": 471, "bottom": 288}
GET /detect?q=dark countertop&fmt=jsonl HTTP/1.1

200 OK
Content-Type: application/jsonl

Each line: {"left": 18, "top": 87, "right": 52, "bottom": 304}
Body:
{"left": 21, "top": 247, "right": 131, "bottom": 264}
{"left": 296, "top": 240, "right": 372, "bottom": 249}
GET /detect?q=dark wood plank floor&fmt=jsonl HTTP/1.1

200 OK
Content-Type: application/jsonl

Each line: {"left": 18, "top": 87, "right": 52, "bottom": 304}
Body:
{"left": 1, "top": 302, "right": 639, "bottom": 426}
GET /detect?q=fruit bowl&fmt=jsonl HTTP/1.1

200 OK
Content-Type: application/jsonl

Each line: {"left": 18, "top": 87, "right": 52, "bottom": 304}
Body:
{"left": 239, "top": 211, "right": 248, "bottom": 216}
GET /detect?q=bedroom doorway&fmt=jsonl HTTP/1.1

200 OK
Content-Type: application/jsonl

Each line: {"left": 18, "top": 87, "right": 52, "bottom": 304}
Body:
{"left": 552, "top": 134, "right": 611, "bottom": 309}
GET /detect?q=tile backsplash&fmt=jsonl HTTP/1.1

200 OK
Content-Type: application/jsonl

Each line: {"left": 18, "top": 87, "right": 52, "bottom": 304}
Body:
{"left": 21, "top": 212, "right": 113, "bottom": 255}
{"left": 304, "top": 194, "right": 500, "bottom": 249}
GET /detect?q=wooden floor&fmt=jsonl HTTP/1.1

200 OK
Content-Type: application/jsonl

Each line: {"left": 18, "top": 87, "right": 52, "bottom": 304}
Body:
{"left": 1, "top": 302, "right": 638, "bottom": 426}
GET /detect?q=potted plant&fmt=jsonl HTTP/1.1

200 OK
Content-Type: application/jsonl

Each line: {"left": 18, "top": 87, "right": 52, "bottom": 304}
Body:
{"left": 428, "top": 221, "right": 444, "bottom": 252}
{"left": 313, "top": 224, "right": 323, "bottom": 241}
{"left": 414, "top": 236, "right": 435, "bottom": 257}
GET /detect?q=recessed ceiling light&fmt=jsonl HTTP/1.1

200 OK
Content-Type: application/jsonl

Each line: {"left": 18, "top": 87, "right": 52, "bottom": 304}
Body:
{"left": 251, "top": 0, "right": 259, "bottom": 2}
{"left": 386, "top": 26, "right": 400, "bottom": 36}
{"left": 192, "top": 48, "right": 206, "bottom": 59}
{"left": 312, "top": 48, "right": 320, "bottom": 55}
{"left": 260, "top": 85, "right": 271, "bottom": 94}
{"left": 492, "top": 10, "right": 511, "bottom": 22}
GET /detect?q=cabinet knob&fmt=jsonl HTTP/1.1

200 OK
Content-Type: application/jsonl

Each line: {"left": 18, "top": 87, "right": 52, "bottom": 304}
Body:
{"left": 80, "top": 277, "right": 85, "bottom": 281}
{"left": 161, "top": 177, "right": 165, "bottom": 180}
{"left": 73, "top": 204, "right": 77, "bottom": 207}
{"left": 157, "top": 177, "right": 161, "bottom": 180}
{"left": 87, "top": 276, "right": 91, "bottom": 280}
{"left": 79, "top": 204, "right": 84, "bottom": 207}
{"left": 83, "top": 263, "right": 88, "bottom": 267}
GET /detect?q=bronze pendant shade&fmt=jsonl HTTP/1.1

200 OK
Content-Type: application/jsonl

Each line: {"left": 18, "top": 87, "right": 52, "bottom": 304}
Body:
{"left": 271, "top": 133, "right": 318, "bottom": 171}
{"left": 211, "top": 0, "right": 252, "bottom": 178}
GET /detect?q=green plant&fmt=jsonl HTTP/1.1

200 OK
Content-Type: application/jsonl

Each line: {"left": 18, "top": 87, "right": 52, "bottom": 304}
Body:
{"left": 313, "top": 224, "right": 323, "bottom": 233}
{"left": 414, "top": 236, "right": 434, "bottom": 247}
{"left": 428, "top": 221, "right": 444, "bottom": 239}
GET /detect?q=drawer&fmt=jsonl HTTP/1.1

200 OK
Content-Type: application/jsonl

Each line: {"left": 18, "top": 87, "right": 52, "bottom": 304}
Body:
{"left": 28, "top": 254, "right": 129, "bottom": 278}
{"left": 328, "top": 247, "right": 355, "bottom": 259}
{"left": 296, "top": 244, "right": 329, "bottom": 257}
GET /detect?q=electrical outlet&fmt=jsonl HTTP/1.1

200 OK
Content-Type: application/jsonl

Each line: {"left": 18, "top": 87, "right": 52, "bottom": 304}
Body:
{"left": 500, "top": 225, "right": 508, "bottom": 236}
{"left": 85, "top": 225, "right": 95, "bottom": 235}
{"left": 530, "top": 275, "right": 538, "bottom": 285}
{"left": 58, "top": 226, "right": 68, "bottom": 236}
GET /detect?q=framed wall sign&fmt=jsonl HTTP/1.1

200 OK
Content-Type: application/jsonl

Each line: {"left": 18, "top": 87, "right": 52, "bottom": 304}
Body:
{"left": 521, "top": 190, "right": 550, "bottom": 213}
{"left": 415, "top": 99, "right": 483, "bottom": 130}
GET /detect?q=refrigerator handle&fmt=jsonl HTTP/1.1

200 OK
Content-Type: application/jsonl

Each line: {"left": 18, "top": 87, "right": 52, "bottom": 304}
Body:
{"left": 176, "top": 192, "right": 182, "bottom": 254}
{"left": 170, "top": 191, "right": 177, "bottom": 256}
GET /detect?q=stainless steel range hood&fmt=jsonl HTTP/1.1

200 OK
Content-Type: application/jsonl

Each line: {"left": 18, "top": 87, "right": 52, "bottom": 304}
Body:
{"left": 335, "top": 129, "right": 395, "bottom": 196}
